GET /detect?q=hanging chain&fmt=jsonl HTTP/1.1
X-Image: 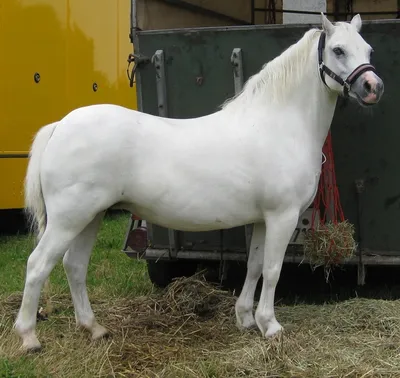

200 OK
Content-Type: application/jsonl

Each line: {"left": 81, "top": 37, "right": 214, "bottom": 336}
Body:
{"left": 126, "top": 53, "right": 151, "bottom": 87}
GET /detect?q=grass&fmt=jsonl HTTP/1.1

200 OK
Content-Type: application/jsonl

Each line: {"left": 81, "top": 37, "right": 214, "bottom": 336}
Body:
{"left": 1, "top": 212, "right": 400, "bottom": 377}
{"left": 0, "top": 212, "right": 152, "bottom": 298}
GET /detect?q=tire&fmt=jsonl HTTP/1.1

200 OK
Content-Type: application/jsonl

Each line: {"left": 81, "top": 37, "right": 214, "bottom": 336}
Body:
{"left": 146, "top": 259, "right": 198, "bottom": 288}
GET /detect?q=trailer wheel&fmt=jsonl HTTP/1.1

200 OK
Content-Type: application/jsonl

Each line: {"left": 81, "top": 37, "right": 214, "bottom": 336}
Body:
{"left": 146, "top": 259, "right": 198, "bottom": 288}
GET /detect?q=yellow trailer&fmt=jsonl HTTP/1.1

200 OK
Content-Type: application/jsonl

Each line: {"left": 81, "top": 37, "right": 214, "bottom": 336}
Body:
{"left": 0, "top": 0, "right": 137, "bottom": 210}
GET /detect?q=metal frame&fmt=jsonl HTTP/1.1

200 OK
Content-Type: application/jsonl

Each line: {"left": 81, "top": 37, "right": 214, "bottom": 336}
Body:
{"left": 129, "top": 247, "right": 400, "bottom": 267}
{"left": 251, "top": 1, "right": 399, "bottom": 24}
{"left": 133, "top": 18, "right": 399, "bottom": 38}
{"left": 153, "top": 50, "right": 168, "bottom": 117}
{"left": 152, "top": 49, "right": 180, "bottom": 259}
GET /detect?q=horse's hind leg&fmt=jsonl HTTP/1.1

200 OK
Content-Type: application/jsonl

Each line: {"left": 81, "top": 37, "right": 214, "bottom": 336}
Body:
{"left": 15, "top": 222, "right": 84, "bottom": 352}
{"left": 62, "top": 212, "right": 108, "bottom": 340}
{"left": 235, "top": 222, "right": 265, "bottom": 329}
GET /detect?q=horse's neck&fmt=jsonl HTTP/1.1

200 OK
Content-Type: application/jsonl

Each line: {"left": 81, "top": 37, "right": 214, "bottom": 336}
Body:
{"left": 290, "top": 45, "right": 339, "bottom": 150}
{"left": 228, "top": 34, "right": 338, "bottom": 152}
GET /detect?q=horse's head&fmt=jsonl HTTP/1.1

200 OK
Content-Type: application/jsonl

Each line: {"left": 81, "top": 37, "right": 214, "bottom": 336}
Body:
{"left": 319, "top": 13, "right": 384, "bottom": 106}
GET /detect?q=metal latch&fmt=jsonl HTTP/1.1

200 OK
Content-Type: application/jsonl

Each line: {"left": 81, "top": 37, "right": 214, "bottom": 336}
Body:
{"left": 231, "top": 48, "right": 244, "bottom": 95}
{"left": 126, "top": 53, "right": 150, "bottom": 87}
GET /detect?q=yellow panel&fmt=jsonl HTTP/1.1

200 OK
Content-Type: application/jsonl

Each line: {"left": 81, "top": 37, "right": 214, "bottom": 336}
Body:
{"left": 66, "top": 0, "right": 137, "bottom": 112}
{"left": 0, "top": 159, "right": 28, "bottom": 209}
{"left": 0, "top": 0, "right": 137, "bottom": 209}
{"left": 1, "top": 0, "right": 68, "bottom": 153}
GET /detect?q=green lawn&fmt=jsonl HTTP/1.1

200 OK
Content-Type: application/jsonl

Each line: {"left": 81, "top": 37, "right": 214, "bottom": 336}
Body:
{"left": 0, "top": 212, "right": 152, "bottom": 298}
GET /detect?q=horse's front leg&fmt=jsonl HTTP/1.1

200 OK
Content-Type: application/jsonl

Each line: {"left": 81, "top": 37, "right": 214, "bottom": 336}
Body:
{"left": 235, "top": 222, "right": 265, "bottom": 329}
{"left": 255, "top": 208, "right": 299, "bottom": 338}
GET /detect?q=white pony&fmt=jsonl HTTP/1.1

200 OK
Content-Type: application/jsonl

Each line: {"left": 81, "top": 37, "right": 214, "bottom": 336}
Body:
{"left": 15, "top": 14, "right": 383, "bottom": 352}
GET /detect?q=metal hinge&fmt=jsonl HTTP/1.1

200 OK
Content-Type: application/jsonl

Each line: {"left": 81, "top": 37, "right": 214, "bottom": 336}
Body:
{"left": 151, "top": 50, "right": 169, "bottom": 118}
{"left": 231, "top": 48, "right": 244, "bottom": 94}
{"left": 126, "top": 53, "right": 150, "bottom": 87}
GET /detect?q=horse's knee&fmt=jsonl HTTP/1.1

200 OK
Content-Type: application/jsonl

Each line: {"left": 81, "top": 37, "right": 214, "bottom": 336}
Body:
{"left": 246, "top": 263, "right": 262, "bottom": 281}
{"left": 62, "top": 252, "right": 75, "bottom": 272}
{"left": 263, "top": 266, "right": 281, "bottom": 286}
{"left": 63, "top": 249, "right": 81, "bottom": 270}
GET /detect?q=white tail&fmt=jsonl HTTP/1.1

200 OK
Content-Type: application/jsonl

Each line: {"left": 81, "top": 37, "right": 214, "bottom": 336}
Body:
{"left": 24, "top": 122, "right": 57, "bottom": 241}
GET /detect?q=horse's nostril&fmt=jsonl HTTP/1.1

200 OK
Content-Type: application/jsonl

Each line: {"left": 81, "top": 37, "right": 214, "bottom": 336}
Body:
{"left": 363, "top": 81, "right": 372, "bottom": 92}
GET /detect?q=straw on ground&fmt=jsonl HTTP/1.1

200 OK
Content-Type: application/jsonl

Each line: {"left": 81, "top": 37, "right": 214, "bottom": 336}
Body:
{"left": 1, "top": 213, "right": 400, "bottom": 378}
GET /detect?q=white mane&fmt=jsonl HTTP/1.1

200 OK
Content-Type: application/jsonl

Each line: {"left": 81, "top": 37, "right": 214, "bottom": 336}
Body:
{"left": 221, "top": 28, "right": 322, "bottom": 110}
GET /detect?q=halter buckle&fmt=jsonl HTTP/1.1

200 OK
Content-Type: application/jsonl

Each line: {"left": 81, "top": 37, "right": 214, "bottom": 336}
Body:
{"left": 343, "top": 81, "right": 351, "bottom": 91}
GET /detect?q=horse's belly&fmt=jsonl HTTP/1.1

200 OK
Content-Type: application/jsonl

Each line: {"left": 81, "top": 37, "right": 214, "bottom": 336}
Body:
{"left": 135, "top": 212, "right": 258, "bottom": 232}
{"left": 128, "top": 187, "right": 262, "bottom": 232}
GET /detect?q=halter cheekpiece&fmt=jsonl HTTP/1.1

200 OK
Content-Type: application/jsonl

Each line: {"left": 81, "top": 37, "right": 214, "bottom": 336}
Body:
{"left": 317, "top": 31, "right": 376, "bottom": 97}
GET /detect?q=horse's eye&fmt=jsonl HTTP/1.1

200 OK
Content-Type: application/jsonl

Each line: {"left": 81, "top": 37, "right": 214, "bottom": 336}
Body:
{"left": 333, "top": 47, "right": 345, "bottom": 56}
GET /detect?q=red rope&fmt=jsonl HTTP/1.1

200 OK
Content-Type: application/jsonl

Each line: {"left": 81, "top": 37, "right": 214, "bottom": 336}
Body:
{"left": 311, "top": 131, "right": 345, "bottom": 228}
{"left": 310, "top": 131, "right": 348, "bottom": 262}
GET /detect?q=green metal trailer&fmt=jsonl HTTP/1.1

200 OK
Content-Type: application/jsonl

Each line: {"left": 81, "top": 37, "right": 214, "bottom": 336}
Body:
{"left": 122, "top": 17, "right": 400, "bottom": 287}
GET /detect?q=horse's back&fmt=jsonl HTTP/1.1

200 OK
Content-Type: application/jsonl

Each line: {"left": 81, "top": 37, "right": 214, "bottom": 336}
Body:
{"left": 37, "top": 104, "right": 267, "bottom": 229}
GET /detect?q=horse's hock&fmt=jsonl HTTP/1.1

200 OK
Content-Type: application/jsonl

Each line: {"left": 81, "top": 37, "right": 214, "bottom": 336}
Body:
{"left": 123, "top": 18, "right": 400, "bottom": 287}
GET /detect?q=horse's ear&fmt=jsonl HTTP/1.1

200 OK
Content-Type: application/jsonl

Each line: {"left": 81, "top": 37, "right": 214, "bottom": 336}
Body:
{"left": 350, "top": 13, "right": 362, "bottom": 32}
{"left": 321, "top": 13, "right": 334, "bottom": 36}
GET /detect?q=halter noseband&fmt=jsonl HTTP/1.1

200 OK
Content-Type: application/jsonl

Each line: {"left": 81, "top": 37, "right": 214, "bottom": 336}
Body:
{"left": 317, "top": 31, "right": 376, "bottom": 97}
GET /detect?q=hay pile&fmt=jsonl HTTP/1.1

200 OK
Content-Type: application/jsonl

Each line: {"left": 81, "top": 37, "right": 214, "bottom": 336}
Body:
{"left": 162, "top": 274, "right": 235, "bottom": 319}
{"left": 2, "top": 273, "right": 400, "bottom": 377}
{"left": 303, "top": 220, "right": 357, "bottom": 274}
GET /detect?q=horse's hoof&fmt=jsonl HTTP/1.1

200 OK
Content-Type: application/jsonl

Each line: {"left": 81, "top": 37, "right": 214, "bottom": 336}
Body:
{"left": 91, "top": 324, "right": 109, "bottom": 341}
{"left": 26, "top": 344, "right": 43, "bottom": 354}
{"left": 21, "top": 340, "right": 42, "bottom": 354}
{"left": 265, "top": 322, "right": 283, "bottom": 339}
{"left": 235, "top": 305, "right": 257, "bottom": 331}
{"left": 236, "top": 317, "right": 257, "bottom": 331}
{"left": 18, "top": 332, "right": 42, "bottom": 353}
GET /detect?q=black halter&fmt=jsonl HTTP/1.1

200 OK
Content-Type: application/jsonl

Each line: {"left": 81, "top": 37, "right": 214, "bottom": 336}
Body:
{"left": 317, "top": 31, "right": 376, "bottom": 97}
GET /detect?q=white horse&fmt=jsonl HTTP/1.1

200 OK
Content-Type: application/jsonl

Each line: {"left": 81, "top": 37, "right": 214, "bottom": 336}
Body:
{"left": 15, "top": 13, "right": 383, "bottom": 352}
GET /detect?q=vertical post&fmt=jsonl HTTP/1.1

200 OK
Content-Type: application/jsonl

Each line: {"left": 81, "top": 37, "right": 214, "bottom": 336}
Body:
{"left": 128, "top": 0, "right": 146, "bottom": 248}
{"left": 153, "top": 50, "right": 177, "bottom": 258}
{"left": 129, "top": 0, "right": 144, "bottom": 113}
{"left": 231, "top": 48, "right": 244, "bottom": 95}
{"left": 153, "top": 50, "right": 169, "bottom": 117}
{"left": 355, "top": 179, "right": 366, "bottom": 285}
{"left": 231, "top": 48, "right": 252, "bottom": 257}
{"left": 130, "top": 0, "right": 137, "bottom": 44}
